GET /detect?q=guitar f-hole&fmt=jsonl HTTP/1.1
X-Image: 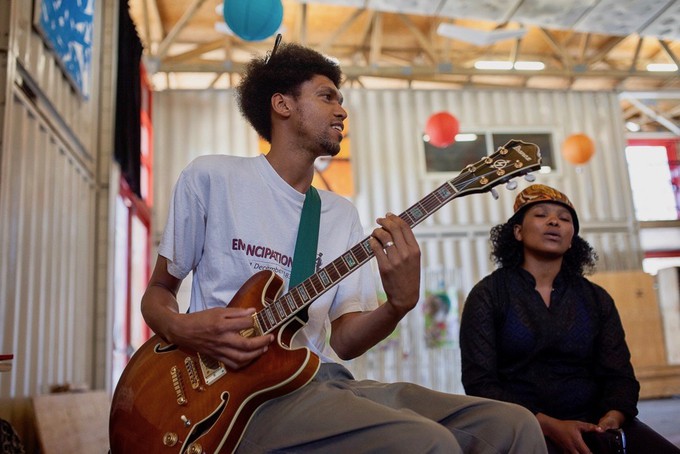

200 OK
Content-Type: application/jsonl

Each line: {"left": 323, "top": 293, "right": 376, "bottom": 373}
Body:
{"left": 182, "top": 392, "right": 229, "bottom": 452}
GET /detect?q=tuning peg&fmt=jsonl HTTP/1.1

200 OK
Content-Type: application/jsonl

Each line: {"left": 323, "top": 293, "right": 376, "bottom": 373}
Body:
{"left": 490, "top": 188, "right": 500, "bottom": 200}
{"left": 506, "top": 180, "right": 518, "bottom": 190}
{"left": 524, "top": 173, "right": 536, "bottom": 182}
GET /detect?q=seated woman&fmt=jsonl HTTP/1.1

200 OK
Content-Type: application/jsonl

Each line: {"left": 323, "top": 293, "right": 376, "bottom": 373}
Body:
{"left": 459, "top": 184, "right": 680, "bottom": 454}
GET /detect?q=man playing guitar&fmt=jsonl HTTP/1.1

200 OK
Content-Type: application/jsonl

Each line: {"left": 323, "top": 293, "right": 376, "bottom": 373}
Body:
{"left": 130, "top": 38, "right": 547, "bottom": 453}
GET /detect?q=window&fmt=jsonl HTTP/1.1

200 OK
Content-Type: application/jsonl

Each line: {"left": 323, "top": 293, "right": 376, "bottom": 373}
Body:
{"left": 422, "top": 131, "right": 555, "bottom": 176}
{"left": 626, "top": 138, "right": 680, "bottom": 275}
{"left": 625, "top": 145, "right": 678, "bottom": 221}
{"left": 423, "top": 134, "right": 487, "bottom": 173}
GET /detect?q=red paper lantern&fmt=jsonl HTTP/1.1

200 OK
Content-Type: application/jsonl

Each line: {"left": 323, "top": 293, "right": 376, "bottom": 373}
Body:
{"left": 562, "top": 133, "right": 595, "bottom": 165}
{"left": 425, "top": 112, "right": 460, "bottom": 148}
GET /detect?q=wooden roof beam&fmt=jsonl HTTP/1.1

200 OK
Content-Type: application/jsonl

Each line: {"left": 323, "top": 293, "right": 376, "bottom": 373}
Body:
{"left": 140, "top": 0, "right": 164, "bottom": 54}
{"left": 585, "top": 36, "right": 627, "bottom": 67}
{"left": 538, "top": 28, "right": 573, "bottom": 69}
{"left": 629, "top": 36, "right": 644, "bottom": 72}
{"left": 357, "top": 10, "right": 377, "bottom": 64}
{"left": 297, "top": 3, "right": 308, "bottom": 46}
{"left": 369, "top": 12, "right": 383, "bottom": 65}
{"left": 164, "top": 37, "right": 232, "bottom": 64}
{"left": 577, "top": 33, "right": 591, "bottom": 64}
{"left": 509, "top": 36, "right": 522, "bottom": 64}
{"left": 156, "top": 0, "right": 209, "bottom": 60}
{"left": 658, "top": 39, "right": 680, "bottom": 69}
{"left": 396, "top": 14, "right": 438, "bottom": 64}
{"left": 318, "top": 8, "right": 366, "bottom": 54}
{"left": 626, "top": 97, "right": 680, "bottom": 135}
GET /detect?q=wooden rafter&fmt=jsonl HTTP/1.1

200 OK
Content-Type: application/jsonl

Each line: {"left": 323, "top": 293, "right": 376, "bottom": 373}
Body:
{"left": 297, "top": 3, "right": 308, "bottom": 46}
{"left": 318, "top": 8, "right": 366, "bottom": 54}
{"left": 369, "top": 12, "right": 383, "bottom": 65}
{"left": 537, "top": 28, "right": 573, "bottom": 69}
{"left": 629, "top": 36, "right": 644, "bottom": 72}
{"left": 140, "top": 0, "right": 164, "bottom": 54}
{"left": 396, "top": 14, "right": 437, "bottom": 64}
{"left": 132, "top": 0, "right": 680, "bottom": 97}
{"left": 626, "top": 97, "right": 680, "bottom": 135}
{"left": 585, "top": 36, "right": 627, "bottom": 67}
{"left": 659, "top": 39, "right": 680, "bottom": 69}
{"left": 164, "top": 37, "right": 232, "bottom": 64}
{"left": 156, "top": 0, "right": 209, "bottom": 59}
{"left": 578, "top": 33, "right": 591, "bottom": 64}
{"left": 509, "top": 37, "right": 522, "bottom": 64}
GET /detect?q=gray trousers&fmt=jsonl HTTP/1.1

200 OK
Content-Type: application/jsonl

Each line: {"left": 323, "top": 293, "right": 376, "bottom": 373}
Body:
{"left": 237, "top": 363, "right": 547, "bottom": 453}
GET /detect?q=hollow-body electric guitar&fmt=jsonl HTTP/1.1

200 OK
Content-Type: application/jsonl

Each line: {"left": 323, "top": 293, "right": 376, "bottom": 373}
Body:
{"left": 109, "top": 140, "right": 541, "bottom": 454}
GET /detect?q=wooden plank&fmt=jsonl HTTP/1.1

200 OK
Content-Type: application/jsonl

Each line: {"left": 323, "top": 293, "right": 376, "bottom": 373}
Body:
{"left": 32, "top": 391, "right": 110, "bottom": 454}
{"left": 589, "top": 271, "right": 680, "bottom": 398}
{"left": 589, "top": 271, "right": 667, "bottom": 369}
{"left": 636, "top": 365, "right": 680, "bottom": 399}
{"left": 656, "top": 267, "right": 680, "bottom": 365}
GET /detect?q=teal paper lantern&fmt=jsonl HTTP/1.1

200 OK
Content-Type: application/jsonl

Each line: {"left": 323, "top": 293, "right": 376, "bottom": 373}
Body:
{"left": 224, "top": 0, "right": 283, "bottom": 42}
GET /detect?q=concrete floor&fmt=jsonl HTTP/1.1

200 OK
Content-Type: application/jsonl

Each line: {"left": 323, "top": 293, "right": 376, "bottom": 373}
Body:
{"left": 637, "top": 396, "right": 680, "bottom": 448}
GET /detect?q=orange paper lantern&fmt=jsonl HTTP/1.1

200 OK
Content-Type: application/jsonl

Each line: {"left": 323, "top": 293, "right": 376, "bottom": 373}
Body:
{"left": 562, "top": 133, "right": 595, "bottom": 165}
{"left": 425, "top": 112, "right": 460, "bottom": 148}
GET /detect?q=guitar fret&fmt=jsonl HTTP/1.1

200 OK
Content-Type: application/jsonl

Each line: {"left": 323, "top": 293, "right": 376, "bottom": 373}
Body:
{"left": 297, "top": 285, "right": 310, "bottom": 302}
{"left": 304, "top": 280, "right": 317, "bottom": 299}
{"left": 319, "top": 269, "right": 332, "bottom": 287}
{"left": 333, "top": 258, "right": 348, "bottom": 275}
{"left": 360, "top": 238, "right": 372, "bottom": 256}
{"left": 264, "top": 307, "right": 276, "bottom": 326}
{"left": 420, "top": 199, "right": 437, "bottom": 214}
{"left": 326, "top": 261, "right": 342, "bottom": 281}
{"left": 257, "top": 312, "right": 269, "bottom": 332}
{"left": 274, "top": 301, "right": 286, "bottom": 320}
{"left": 284, "top": 294, "right": 297, "bottom": 312}
{"left": 351, "top": 244, "right": 368, "bottom": 262}
{"left": 407, "top": 204, "right": 425, "bottom": 224}
{"left": 310, "top": 275, "right": 325, "bottom": 293}
{"left": 436, "top": 185, "right": 454, "bottom": 201}
{"left": 361, "top": 246, "right": 372, "bottom": 261}
{"left": 342, "top": 251, "right": 358, "bottom": 269}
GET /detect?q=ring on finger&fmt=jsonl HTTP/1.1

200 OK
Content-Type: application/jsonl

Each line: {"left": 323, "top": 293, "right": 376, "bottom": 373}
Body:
{"left": 385, "top": 241, "right": 395, "bottom": 248}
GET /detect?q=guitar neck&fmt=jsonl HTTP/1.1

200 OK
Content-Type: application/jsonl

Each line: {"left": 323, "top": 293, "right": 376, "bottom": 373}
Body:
{"left": 254, "top": 140, "right": 541, "bottom": 335}
{"left": 254, "top": 180, "right": 461, "bottom": 335}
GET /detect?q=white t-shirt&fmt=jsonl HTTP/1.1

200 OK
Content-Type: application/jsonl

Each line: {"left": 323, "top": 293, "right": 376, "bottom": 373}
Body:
{"left": 158, "top": 154, "right": 379, "bottom": 362}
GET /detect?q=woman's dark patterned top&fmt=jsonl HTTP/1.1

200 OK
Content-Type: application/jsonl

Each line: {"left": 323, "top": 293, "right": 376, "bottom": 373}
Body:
{"left": 460, "top": 267, "right": 640, "bottom": 422}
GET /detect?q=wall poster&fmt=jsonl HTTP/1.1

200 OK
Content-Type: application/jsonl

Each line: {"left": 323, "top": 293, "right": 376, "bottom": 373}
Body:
{"left": 34, "top": 0, "right": 95, "bottom": 99}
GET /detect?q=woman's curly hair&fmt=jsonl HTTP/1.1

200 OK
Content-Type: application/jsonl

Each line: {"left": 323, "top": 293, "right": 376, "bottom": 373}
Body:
{"left": 236, "top": 42, "right": 343, "bottom": 143}
{"left": 490, "top": 210, "right": 598, "bottom": 276}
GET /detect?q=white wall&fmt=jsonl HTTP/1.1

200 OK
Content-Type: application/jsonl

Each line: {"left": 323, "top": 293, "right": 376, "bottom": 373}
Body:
{"left": 151, "top": 87, "right": 642, "bottom": 392}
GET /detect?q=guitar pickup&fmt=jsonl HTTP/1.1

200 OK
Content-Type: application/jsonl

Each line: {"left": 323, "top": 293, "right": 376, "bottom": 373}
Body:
{"left": 197, "top": 353, "right": 227, "bottom": 385}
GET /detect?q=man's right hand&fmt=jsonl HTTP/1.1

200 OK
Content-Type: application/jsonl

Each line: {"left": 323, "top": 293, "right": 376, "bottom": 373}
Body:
{"left": 141, "top": 255, "right": 274, "bottom": 371}
{"left": 166, "top": 307, "right": 275, "bottom": 370}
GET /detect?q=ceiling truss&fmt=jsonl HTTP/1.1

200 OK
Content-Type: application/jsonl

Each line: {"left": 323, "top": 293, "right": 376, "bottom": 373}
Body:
{"left": 130, "top": 0, "right": 680, "bottom": 134}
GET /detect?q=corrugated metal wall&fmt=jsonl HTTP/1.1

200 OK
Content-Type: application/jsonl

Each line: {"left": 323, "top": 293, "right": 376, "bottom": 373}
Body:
{"left": 0, "top": 89, "right": 96, "bottom": 395}
{"left": 152, "top": 87, "right": 642, "bottom": 392}
{"left": 0, "top": 2, "right": 116, "bottom": 445}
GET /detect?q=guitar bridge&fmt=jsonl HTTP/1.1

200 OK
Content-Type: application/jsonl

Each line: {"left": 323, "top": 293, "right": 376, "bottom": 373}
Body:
{"left": 197, "top": 353, "right": 227, "bottom": 385}
{"left": 170, "top": 366, "right": 187, "bottom": 405}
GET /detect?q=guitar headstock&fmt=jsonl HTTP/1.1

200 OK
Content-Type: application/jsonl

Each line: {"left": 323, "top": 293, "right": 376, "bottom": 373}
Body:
{"left": 451, "top": 140, "right": 542, "bottom": 196}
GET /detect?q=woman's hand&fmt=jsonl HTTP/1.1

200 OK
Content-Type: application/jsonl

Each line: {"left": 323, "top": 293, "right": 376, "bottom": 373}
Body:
{"left": 597, "top": 410, "right": 625, "bottom": 430}
{"left": 537, "top": 412, "right": 603, "bottom": 454}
